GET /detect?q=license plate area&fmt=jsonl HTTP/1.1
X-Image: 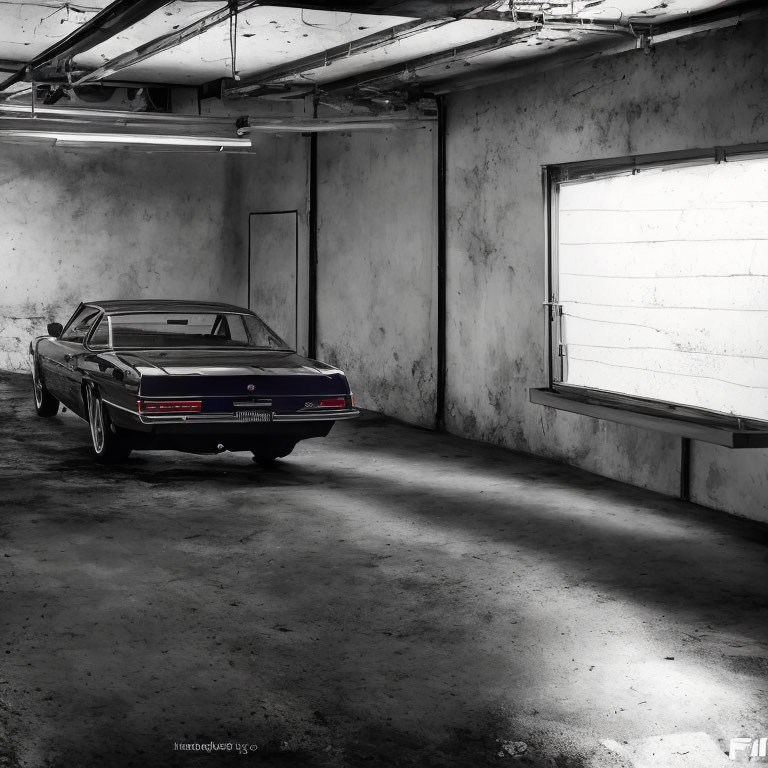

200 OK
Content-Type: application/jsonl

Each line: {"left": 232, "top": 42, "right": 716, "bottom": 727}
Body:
{"left": 233, "top": 400, "right": 273, "bottom": 423}
{"left": 234, "top": 408, "right": 273, "bottom": 423}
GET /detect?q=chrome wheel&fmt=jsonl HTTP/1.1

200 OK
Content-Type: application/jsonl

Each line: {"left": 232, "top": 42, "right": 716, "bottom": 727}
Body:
{"left": 32, "top": 365, "right": 43, "bottom": 408}
{"left": 87, "top": 388, "right": 105, "bottom": 454}
{"left": 31, "top": 359, "right": 59, "bottom": 417}
{"left": 86, "top": 388, "right": 131, "bottom": 462}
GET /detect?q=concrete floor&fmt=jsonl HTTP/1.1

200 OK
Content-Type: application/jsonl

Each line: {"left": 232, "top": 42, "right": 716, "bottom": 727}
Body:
{"left": 0, "top": 371, "right": 766, "bottom": 768}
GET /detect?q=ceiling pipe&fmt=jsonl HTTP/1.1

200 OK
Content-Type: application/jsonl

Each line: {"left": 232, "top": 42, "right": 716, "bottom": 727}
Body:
{"left": 0, "top": 103, "right": 237, "bottom": 128}
{"left": 429, "top": 0, "right": 768, "bottom": 94}
{"left": 0, "top": 130, "right": 250, "bottom": 148}
{"left": 317, "top": 24, "right": 541, "bottom": 94}
{"left": 0, "top": 105, "right": 434, "bottom": 145}
{"left": 236, "top": 115, "right": 436, "bottom": 133}
{"left": 221, "top": 17, "right": 453, "bottom": 98}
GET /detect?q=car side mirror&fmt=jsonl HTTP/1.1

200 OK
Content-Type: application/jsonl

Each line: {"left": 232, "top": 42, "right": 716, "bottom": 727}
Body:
{"left": 47, "top": 322, "right": 63, "bottom": 337}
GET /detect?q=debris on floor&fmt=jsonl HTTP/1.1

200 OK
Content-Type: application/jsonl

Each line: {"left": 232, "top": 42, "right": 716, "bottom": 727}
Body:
{"left": 600, "top": 732, "right": 732, "bottom": 768}
{"left": 497, "top": 739, "right": 528, "bottom": 757}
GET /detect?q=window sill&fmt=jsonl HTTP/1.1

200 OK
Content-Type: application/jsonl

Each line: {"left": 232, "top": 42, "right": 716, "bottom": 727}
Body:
{"left": 529, "top": 387, "right": 768, "bottom": 449}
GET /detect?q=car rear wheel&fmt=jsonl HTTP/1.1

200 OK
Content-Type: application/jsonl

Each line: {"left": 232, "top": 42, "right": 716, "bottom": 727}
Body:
{"left": 32, "top": 363, "right": 59, "bottom": 417}
{"left": 86, "top": 386, "right": 131, "bottom": 463}
{"left": 251, "top": 440, "right": 296, "bottom": 465}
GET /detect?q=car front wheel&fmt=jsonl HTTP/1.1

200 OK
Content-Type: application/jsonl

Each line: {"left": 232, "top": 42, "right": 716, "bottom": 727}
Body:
{"left": 86, "top": 386, "right": 131, "bottom": 463}
{"left": 32, "top": 363, "right": 59, "bottom": 417}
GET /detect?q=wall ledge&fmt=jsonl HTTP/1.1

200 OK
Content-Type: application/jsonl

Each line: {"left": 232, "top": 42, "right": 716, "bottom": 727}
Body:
{"left": 530, "top": 387, "right": 768, "bottom": 449}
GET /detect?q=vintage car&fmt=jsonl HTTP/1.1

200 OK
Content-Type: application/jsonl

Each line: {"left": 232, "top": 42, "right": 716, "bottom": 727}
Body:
{"left": 29, "top": 300, "right": 358, "bottom": 463}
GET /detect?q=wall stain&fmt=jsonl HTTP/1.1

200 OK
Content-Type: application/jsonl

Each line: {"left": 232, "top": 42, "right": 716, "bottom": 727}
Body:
{"left": 705, "top": 463, "right": 724, "bottom": 498}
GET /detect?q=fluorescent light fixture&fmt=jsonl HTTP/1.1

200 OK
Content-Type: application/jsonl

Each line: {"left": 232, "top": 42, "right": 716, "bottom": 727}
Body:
{"left": 0, "top": 130, "right": 250, "bottom": 148}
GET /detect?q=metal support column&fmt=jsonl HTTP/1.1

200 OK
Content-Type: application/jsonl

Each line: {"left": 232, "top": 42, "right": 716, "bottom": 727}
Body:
{"left": 680, "top": 437, "right": 691, "bottom": 501}
{"left": 436, "top": 95, "right": 447, "bottom": 431}
{"left": 308, "top": 103, "right": 318, "bottom": 360}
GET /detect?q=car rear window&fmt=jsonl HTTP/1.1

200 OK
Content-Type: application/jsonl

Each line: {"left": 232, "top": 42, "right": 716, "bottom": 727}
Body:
{"left": 105, "top": 312, "right": 289, "bottom": 350}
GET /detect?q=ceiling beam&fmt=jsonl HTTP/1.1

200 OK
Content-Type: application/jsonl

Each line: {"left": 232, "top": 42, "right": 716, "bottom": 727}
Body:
{"left": 317, "top": 24, "right": 542, "bottom": 94}
{"left": 0, "top": 60, "right": 24, "bottom": 73}
{"left": 222, "top": 17, "right": 451, "bottom": 98}
{"left": 208, "top": 1, "right": 490, "bottom": 19}
{"left": 73, "top": 1, "right": 260, "bottom": 86}
{"left": 0, "top": 0, "right": 173, "bottom": 92}
{"left": 628, "top": 0, "right": 766, "bottom": 35}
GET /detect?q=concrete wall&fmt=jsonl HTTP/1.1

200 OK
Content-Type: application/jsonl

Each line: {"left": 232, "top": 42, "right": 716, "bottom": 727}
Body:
{"left": 0, "top": 145, "right": 239, "bottom": 370}
{"left": 316, "top": 128, "right": 438, "bottom": 428}
{"left": 0, "top": 134, "right": 308, "bottom": 369}
{"left": 237, "top": 136, "right": 311, "bottom": 355}
{"left": 445, "top": 20, "right": 768, "bottom": 522}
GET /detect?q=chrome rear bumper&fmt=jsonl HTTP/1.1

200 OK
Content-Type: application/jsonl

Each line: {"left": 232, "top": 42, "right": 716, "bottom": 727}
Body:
{"left": 103, "top": 399, "right": 359, "bottom": 426}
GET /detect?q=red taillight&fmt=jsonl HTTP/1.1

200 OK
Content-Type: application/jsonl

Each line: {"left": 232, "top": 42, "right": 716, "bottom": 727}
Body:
{"left": 319, "top": 397, "right": 347, "bottom": 409}
{"left": 138, "top": 400, "right": 202, "bottom": 414}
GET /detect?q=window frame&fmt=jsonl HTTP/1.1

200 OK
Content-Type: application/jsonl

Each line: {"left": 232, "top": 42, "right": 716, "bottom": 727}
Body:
{"left": 86, "top": 313, "right": 111, "bottom": 351}
{"left": 533, "top": 141, "right": 768, "bottom": 449}
{"left": 59, "top": 304, "right": 102, "bottom": 344}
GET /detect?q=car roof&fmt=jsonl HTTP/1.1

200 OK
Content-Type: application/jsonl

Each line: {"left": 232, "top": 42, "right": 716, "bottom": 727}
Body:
{"left": 84, "top": 300, "right": 254, "bottom": 315}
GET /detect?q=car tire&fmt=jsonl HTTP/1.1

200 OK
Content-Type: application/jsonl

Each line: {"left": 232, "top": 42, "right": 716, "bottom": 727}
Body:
{"left": 251, "top": 440, "right": 295, "bottom": 465}
{"left": 253, "top": 456, "right": 279, "bottom": 466}
{"left": 32, "top": 363, "right": 59, "bottom": 417}
{"left": 86, "top": 386, "right": 131, "bottom": 463}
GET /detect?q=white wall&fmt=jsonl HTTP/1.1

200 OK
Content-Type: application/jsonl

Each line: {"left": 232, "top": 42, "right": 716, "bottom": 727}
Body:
{"left": 0, "top": 134, "right": 308, "bottom": 370}
{"left": 0, "top": 145, "right": 240, "bottom": 369}
{"left": 444, "top": 19, "right": 768, "bottom": 522}
{"left": 316, "top": 128, "right": 438, "bottom": 428}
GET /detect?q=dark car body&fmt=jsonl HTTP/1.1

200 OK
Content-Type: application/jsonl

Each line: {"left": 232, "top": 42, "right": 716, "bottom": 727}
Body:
{"left": 29, "top": 300, "right": 358, "bottom": 462}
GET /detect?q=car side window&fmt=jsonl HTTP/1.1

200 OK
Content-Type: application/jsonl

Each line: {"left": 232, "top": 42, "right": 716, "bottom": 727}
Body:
{"left": 61, "top": 307, "right": 101, "bottom": 343}
{"left": 212, "top": 315, "right": 232, "bottom": 339}
{"left": 88, "top": 316, "right": 110, "bottom": 348}
{"left": 227, "top": 316, "right": 249, "bottom": 344}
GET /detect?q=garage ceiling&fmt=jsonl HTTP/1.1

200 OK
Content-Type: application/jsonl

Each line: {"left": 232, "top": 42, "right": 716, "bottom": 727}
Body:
{"left": 0, "top": 0, "right": 761, "bottom": 130}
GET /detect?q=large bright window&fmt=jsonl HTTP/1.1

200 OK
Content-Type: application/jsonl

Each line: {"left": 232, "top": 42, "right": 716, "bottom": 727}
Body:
{"left": 540, "top": 146, "right": 768, "bottom": 439}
